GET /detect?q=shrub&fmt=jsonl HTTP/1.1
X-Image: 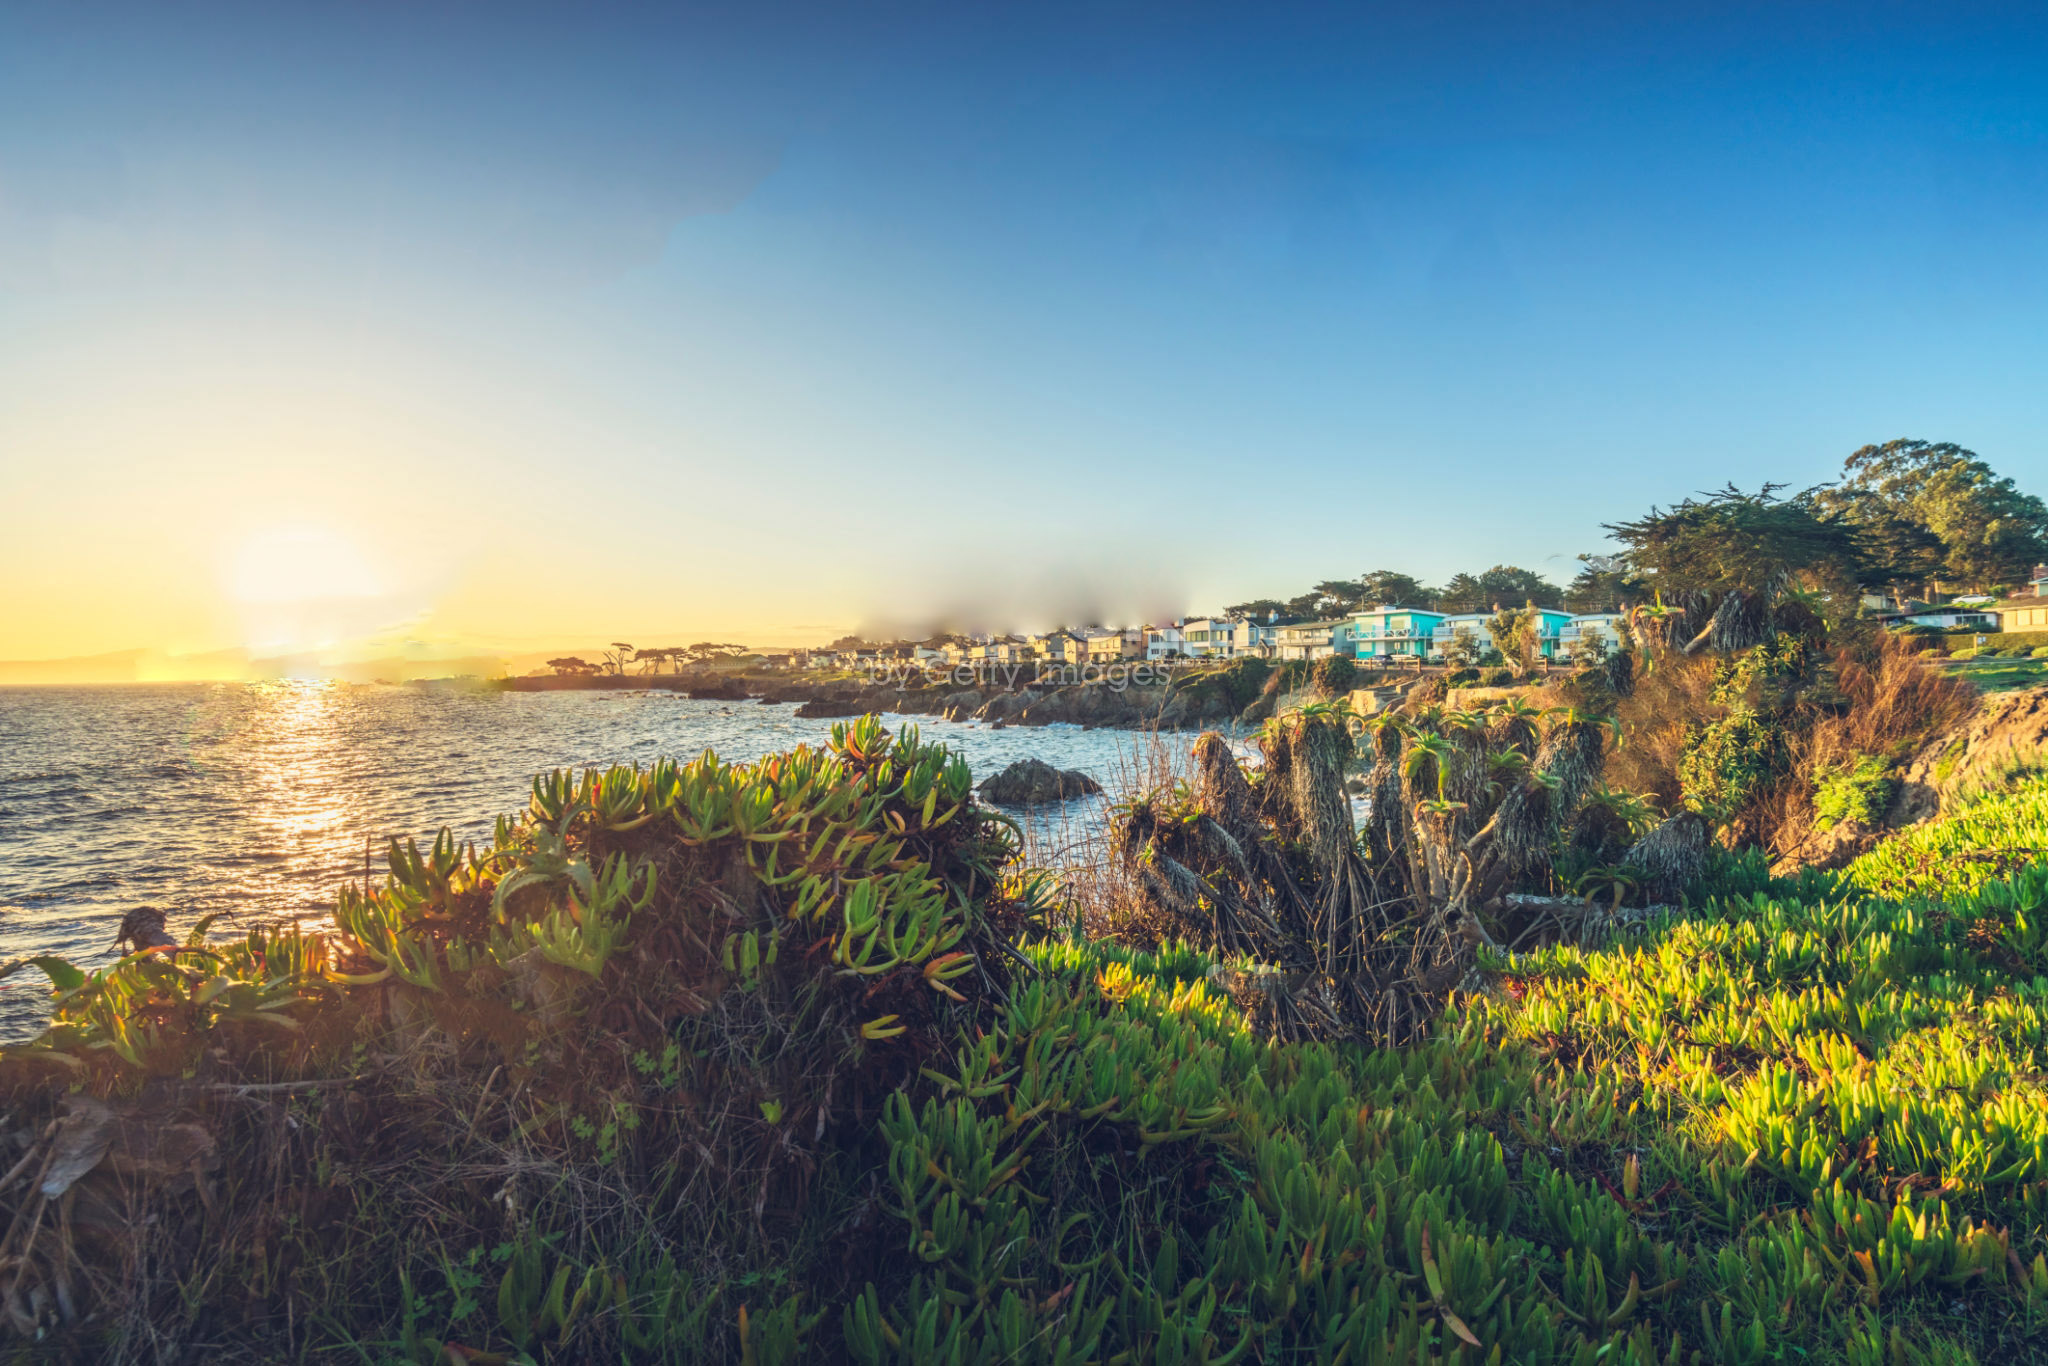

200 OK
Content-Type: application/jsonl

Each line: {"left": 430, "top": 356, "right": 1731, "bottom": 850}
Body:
{"left": 1444, "top": 667, "right": 1480, "bottom": 687}
{"left": 1480, "top": 667, "right": 1513, "bottom": 687}
{"left": 1224, "top": 655, "right": 1271, "bottom": 705}
{"left": 1679, "top": 704, "right": 1781, "bottom": 820}
{"left": 2034, "top": 646, "right": 2048, "bottom": 660}
{"left": 0, "top": 717, "right": 1045, "bottom": 1360}
{"left": 1811, "top": 754, "right": 1898, "bottom": 827}
{"left": 1951, "top": 646, "right": 1982, "bottom": 660}
{"left": 1311, "top": 654, "right": 1357, "bottom": 695}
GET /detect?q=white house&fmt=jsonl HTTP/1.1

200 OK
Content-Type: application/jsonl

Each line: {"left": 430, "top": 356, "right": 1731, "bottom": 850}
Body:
{"left": 1144, "top": 625, "right": 1186, "bottom": 659}
{"left": 1559, "top": 613, "right": 1627, "bottom": 654}
{"left": 1275, "top": 619, "right": 1351, "bottom": 660}
{"left": 1178, "top": 618, "right": 1237, "bottom": 658}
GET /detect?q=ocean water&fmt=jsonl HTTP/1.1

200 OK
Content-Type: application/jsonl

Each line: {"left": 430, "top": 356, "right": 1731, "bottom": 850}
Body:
{"left": 0, "top": 682, "right": 1180, "bottom": 1039}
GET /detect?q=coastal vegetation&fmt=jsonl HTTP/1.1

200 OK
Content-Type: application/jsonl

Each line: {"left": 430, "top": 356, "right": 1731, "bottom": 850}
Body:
{"left": 4, "top": 685, "right": 2048, "bottom": 1361}
{"left": 7, "top": 450, "right": 2048, "bottom": 1362}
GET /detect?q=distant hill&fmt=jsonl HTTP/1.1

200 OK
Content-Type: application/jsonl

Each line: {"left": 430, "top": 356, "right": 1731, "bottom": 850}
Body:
{"left": 0, "top": 648, "right": 510, "bottom": 686}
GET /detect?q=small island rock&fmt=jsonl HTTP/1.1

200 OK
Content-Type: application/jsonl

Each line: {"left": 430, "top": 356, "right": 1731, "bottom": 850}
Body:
{"left": 977, "top": 758, "right": 1103, "bottom": 806}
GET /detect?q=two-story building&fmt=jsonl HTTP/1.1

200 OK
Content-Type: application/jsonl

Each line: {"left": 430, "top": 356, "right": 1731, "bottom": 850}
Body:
{"left": 1426, "top": 608, "right": 1579, "bottom": 661}
{"left": 1027, "top": 631, "right": 1084, "bottom": 663}
{"left": 1275, "top": 619, "right": 1352, "bottom": 660}
{"left": 1082, "top": 628, "right": 1145, "bottom": 662}
{"left": 1351, "top": 607, "right": 1446, "bottom": 661}
{"left": 1177, "top": 618, "right": 1233, "bottom": 658}
{"left": 1144, "top": 624, "right": 1186, "bottom": 660}
{"left": 1233, "top": 619, "right": 1278, "bottom": 658}
{"left": 1558, "top": 613, "right": 1627, "bottom": 656}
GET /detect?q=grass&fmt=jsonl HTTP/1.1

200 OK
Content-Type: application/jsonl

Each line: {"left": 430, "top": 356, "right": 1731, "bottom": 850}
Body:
{"left": 1940, "top": 658, "right": 2048, "bottom": 694}
{"left": 6, "top": 731, "right": 2048, "bottom": 1361}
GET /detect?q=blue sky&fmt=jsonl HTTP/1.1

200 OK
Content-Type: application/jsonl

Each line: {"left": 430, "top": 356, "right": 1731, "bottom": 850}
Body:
{"left": 4, "top": 1, "right": 2046, "bottom": 658}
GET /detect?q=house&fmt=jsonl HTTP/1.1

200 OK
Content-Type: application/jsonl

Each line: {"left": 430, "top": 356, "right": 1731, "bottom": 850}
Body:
{"left": 1028, "top": 630, "right": 1085, "bottom": 663}
{"left": 1144, "top": 625, "right": 1186, "bottom": 660}
{"left": 1178, "top": 618, "right": 1231, "bottom": 658}
{"left": 1350, "top": 607, "right": 1445, "bottom": 661}
{"left": 1989, "top": 565, "right": 2048, "bottom": 633}
{"left": 1428, "top": 614, "right": 1492, "bottom": 660}
{"left": 1082, "top": 628, "right": 1144, "bottom": 662}
{"left": 1275, "top": 619, "right": 1350, "bottom": 660}
{"left": 1426, "top": 608, "right": 1577, "bottom": 661}
{"left": 1879, "top": 608, "right": 1998, "bottom": 631}
{"left": 1231, "top": 619, "right": 1278, "bottom": 658}
{"left": 1558, "top": 613, "right": 1627, "bottom": 656}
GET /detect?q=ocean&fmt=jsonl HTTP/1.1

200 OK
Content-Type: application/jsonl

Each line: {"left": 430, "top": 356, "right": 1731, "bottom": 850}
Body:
{"left": 0, "top": 681, "right": 1177, "bottom": 1039}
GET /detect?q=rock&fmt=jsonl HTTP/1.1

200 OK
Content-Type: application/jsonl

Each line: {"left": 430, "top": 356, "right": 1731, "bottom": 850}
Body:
{"left": 1894, "top": 685, "right": 2048, "bottom": 825}
{"left": 793, "top": 695, "right": 864, "bottom": 719}
{"left": 686, "top": 679, "right": 749, "bottom": 701}
{"left": 1770, "top": 818, "right": 1882, "bottom": 876}
{"left": 977, "top": 758, "right": 1104, "bottom": 806}
{"left": 975, "top": 690, "right": 1040, "bottom": 724}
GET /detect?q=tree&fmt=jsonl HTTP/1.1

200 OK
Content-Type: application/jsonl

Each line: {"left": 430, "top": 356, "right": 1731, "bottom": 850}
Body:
{"left": 1605, "top": 485, "right": 1867, "bottom": 656}
{"left": 1438, "top": 625, "right": 1483, "bottom": 669}
{"left": 1811, "top": 440, "right": 2048, "bottom": 597}
{"left": 1564, "top": 630, "right": 1610, "bottom": 669}
{"left": 1438, "top": 567, "right": 1563, "bottom": 613}
{"left": 1436, "top": 574, "right": 1485, "bottom": 614}
{"left": 603, "top": 642, "right": 635, "bottom": 676}
{"left": 686, "top": 642, "right": 750, "bottom": 667}
{"left": 1356, "top": 570, "right": 1438, "bottom": 609}
{"left": 1605, "top": 485, "right": 1863, "bottom": 598}
{"left": 547, "top": 657, "right": 598, "bottom": 677}
{"left": 1222, "top": 598, "right": 1297, "bottom": 623}
{"left": 1563, "top": 557, "right": 1645, "bottom": 613}
{"left": 1485, "top": 605, "right": 1543, "bottom": 677}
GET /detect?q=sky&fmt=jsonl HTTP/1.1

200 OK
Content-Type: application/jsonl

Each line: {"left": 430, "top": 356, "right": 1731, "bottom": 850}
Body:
{"left": 4, "top": 0, "right": 2047, "bottom": 673}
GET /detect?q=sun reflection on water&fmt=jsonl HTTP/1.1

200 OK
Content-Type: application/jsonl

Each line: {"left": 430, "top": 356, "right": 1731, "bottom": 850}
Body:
{"left": 231, "top": 680, "right": 373, "bottom": 918}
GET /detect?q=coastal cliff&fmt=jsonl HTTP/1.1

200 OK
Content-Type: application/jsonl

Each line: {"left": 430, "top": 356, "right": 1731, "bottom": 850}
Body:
{"left": 499, "top": 662, "right": 1272, "bottom": 730}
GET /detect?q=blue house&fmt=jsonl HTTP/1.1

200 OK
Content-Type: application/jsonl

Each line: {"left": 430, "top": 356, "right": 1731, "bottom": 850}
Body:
{"left": 1432, "top": 609, "right": 1579, "bottom": 660}
{"left": 1349, "top": 606, "right": 1447, "bottom": 661}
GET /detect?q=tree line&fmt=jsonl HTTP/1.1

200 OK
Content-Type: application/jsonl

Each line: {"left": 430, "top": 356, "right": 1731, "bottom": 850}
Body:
{"left": 1230, "top": 440, "right": 2048, "bottom": 624}
{"left": 547, "top": 642, "right": 749, "bottom": 677}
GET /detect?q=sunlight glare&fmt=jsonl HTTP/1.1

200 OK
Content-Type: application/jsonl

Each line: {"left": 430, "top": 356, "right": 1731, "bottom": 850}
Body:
{"left": 229, "top": 524, "right": 384, "bottom": 605}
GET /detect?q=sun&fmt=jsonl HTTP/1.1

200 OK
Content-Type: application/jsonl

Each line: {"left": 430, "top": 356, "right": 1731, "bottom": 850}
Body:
{"left": 229, "top": 525, "right": 384, "bottom": 605}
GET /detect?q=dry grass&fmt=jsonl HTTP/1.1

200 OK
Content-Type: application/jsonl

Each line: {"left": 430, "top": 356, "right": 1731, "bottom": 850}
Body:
{"left": 1601, "top": 633, "right": 1973, "bottom": 854}
{"left": 1766, "top": 633, "right": 1977, "bottom": 849}
{"left": 1018, "top": 728, "right": 1203, "bottom": 945}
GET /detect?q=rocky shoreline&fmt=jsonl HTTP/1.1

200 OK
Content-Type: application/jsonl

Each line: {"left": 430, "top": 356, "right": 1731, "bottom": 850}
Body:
{"left": 498, "top": 666, "right": 1266, "bottom": 730}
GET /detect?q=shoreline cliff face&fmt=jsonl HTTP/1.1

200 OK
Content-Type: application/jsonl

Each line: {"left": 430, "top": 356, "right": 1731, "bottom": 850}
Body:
{"left": 500, "top": 668, "right": 1256, "bottom": 730}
